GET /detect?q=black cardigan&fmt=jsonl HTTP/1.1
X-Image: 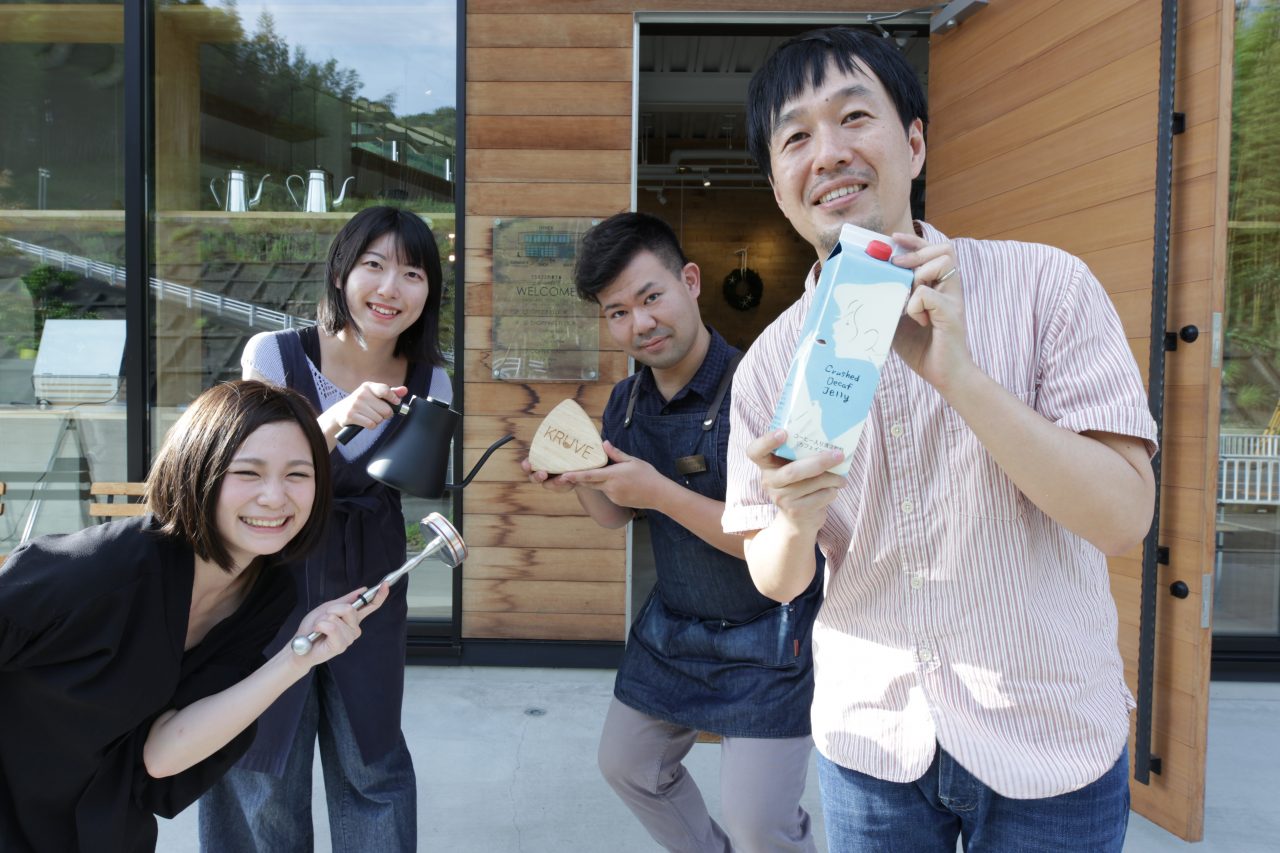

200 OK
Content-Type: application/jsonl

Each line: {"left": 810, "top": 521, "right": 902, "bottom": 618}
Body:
{"left": 0, "top": 515, "right": 294, "bottom": 852}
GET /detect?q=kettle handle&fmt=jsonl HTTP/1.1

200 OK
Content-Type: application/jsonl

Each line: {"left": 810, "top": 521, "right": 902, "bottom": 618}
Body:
{"left": 335, "top": 398, "right": 414, "bottom": 445}
{"left": 335, "top": 423, "right": 364, "bottom": 445}
{"left": 285, "top": 174, "right": 305, "bottom": 209}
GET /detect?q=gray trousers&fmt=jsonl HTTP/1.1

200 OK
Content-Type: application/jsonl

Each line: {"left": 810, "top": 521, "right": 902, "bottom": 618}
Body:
{"left": 598, "top": 698, "right": 817, "bottom": 853}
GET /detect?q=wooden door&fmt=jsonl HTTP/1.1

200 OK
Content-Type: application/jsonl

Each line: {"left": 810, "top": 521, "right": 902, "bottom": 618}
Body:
{"left": 925, "top": 0, "right": 1232, "bottom": 841}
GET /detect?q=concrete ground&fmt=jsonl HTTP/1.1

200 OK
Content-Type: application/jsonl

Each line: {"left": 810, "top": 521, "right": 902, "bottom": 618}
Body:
{"left": 159, "top": 669, "right": 1280, "bottom": 852}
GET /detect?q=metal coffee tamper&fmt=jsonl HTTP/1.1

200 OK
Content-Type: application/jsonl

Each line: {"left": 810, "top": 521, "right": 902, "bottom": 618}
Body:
{"left": 290, "top": 512, "right": 466, "bottom": 655}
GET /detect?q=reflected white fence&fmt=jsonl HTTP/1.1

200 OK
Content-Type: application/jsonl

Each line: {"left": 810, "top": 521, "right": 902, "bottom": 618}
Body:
{"left": 1220, "top": 432, "right": 1280, "bottom": 507}
{"left": 4, "top": 236, "right": 314, "bottom": 331}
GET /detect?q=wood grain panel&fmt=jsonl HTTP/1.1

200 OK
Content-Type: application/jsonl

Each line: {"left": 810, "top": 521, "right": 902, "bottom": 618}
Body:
{"left": 985, "top": 194, "right": 1154, "bottom": 255}
{"left": 1079, "top": 240, "right": 1155, "bottom": 296}
{"left": 464, "top": 579, "right": 625, "bottom": 615}
{"left": 465, "top": 547, "right": 625, "bottom": 583}
{"left": 466, "top": 182, "right": 630, "bottom": 217}
{"left": 468, "top": 82, "right": 631, "bottom": 116}
{"left": 469, "top": 47, "right": 632, "bottom": 82}
{"left": 1172, "top": 173, "right": 1216, "bottom": 234}
{"left": 462, "top": 380, "right": 615, "bottom": 417}
{"left": 461, "top": 482, "right": 590, "bottom": 516}
{"left": 929, "top": 45, "right": 1157, "bottom": 186}
{"left": 467, "top": 116, "right": 633, "bottom": 150}
{"left": 927, "top": 95, "right": 1155, "bottom": 218}
{"left": 465, "top": 413, "right": 611, "bottom": 449}
{"left": 931, "top": 0, "right": 1157, "bottom": 143}
{"left": 467, "top": 149, "right": 632, "bottom": 184}
{"left": 469, "top": 13, "right": 632, "bottom": 47}
{"left": 934, "top": 143, "right": 1157, "bottom": 239}
{"left": 465, "top": 513, "right": 625, "bottom": 549}
{"left": 462, "top": 611, "right": 625, "bottom": 642}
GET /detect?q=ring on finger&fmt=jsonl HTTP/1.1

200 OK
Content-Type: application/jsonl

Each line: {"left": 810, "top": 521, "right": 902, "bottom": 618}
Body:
{"left": 936, "top": 267, "right": 958, "bottom": 284}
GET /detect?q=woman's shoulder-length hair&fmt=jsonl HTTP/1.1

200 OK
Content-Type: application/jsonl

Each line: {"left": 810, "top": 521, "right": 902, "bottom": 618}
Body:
{"left": 316, "top": 205, "right": 446, "bottom": 366}
{"left": 145, "top": 379, "right": 332, "bottom": 572}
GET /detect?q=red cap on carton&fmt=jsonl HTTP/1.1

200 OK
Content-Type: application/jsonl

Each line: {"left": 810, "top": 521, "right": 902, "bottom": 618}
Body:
{"left": 865, "top": 240, "right": 893, "bottom": 261}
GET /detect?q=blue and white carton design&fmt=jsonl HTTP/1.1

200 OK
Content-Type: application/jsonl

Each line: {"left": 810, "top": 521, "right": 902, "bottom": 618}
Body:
{"left": 770, "top": 223, "right": 915, "bottom": 475}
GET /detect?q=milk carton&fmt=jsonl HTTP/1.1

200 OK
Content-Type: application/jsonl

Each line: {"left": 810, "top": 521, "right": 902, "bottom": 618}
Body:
{"left": 770, "top": 223, "right": 914, "bottom": 475}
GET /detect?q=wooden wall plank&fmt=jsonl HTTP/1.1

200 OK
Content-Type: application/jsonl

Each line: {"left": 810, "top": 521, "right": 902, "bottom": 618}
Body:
{"left": 464, "top": 579, "right": 626, "bottom": 615}
{"left": 466, "top": 547, "right": 625, "bottom": 583}
{"left": 931, "top": 1, "right": 1157, "bottom": 143}
{"left": 468, "top": 116, "right": 633, "bottom": 150}
{"left": 466, "top": 182, "right": 630, "bottom": 216}
{"left": 465, "top": 513, "right": 626, "bottom": 549}
{"left": 468, "top": 149, "right": 632, "bottom": 184}
{"left": 931, "top": 39, "right": 1156, "bottom": 184}
{"left": 468, "top": 82, "right": 631, "bottom": 116}
{"left": 470, "top": 13, "right": 633, "bottom": 47}
{"left": 469, "top": 47, "right": 632, "bottom": 82}
{"left": 462, "top": 611, "right": 625, "bottom": 642}
{"left": 462, "top": 482, "right": 592, "bottom": 516}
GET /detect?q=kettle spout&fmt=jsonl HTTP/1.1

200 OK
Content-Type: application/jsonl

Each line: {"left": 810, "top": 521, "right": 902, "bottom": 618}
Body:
{"left": 249, "top": 174, "right": 271, "bottom": 208}
{"left": 333, "top": 176, "right": 355, "bottom": 207}
{"left": 209, "top": 178, "right": 222, "bottom": 209}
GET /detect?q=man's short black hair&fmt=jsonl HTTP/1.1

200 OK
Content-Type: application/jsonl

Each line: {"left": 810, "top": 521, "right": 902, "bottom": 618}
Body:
{"left": 574, "top": 212, "right": 689, "bottom": 303}
{"left": 317, "top": 205, "right": 446, "bottom": 366}
{"left": 747, "top": 27, "right": 928, "bottom": 183}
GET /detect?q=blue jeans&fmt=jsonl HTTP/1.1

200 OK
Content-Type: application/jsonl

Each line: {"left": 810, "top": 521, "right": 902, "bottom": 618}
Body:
{"left": 818, "top": 746, "right": 1129, "bottom": 852}
{"left": 198, "top": 664, "right": 416, "bottom": 853}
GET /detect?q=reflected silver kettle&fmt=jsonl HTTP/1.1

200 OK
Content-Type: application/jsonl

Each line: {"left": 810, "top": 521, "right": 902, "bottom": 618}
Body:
{"left": 286, "top": 168, "right": 355, "bottom": 213}
{"left": 210, "top": 168, "right": 269, "bottom": 212}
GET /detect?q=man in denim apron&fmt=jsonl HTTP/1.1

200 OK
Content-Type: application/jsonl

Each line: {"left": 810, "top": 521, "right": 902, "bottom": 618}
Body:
{"left": 523, "top": 212, "right": 821, "bottom": 852}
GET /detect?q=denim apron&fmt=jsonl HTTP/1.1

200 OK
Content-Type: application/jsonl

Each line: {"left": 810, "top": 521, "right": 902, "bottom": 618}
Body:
{"left": 235, "top": 328, "right": 437, "bottom": 774}
{"left": 612, "top": 358, "right": 821, "bottom": 739}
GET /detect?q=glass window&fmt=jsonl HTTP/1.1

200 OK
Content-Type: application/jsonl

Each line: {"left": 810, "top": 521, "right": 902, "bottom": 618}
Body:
{"left": 152, "top": 0, "right": 458, "bottom": 620}
{"left": 0, "top": 0, "right": 128, "bottom": 552}
{"left": 1215, "top": 0, "right": 1280, "bottom": 639}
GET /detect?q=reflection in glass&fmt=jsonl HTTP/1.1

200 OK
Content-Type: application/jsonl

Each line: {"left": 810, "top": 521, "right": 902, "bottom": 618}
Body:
{"left": 1215, "top": 0, "right": 1280, "bottom": 637}
{"left": 0, "top": 1, "right": 128, "bottom": 551}
{"left": 153, "top": 0, "right": 457, "bottom": 618}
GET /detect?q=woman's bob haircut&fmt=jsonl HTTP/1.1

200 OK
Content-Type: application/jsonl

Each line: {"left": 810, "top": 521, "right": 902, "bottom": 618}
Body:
{"left": 145, "top": 380, "right": 332, "bottom": 572}
{"left": 317, "top": 205, "right": 446, "bottom": 366}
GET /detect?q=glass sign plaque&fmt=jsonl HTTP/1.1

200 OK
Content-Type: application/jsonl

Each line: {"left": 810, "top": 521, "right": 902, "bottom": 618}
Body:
{"left": 491, "top": 217, "right": 599, "bottom": 382}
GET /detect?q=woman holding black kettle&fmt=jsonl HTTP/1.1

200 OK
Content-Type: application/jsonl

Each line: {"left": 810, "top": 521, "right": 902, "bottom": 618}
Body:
{"left": 199, "top": 206, "right": 452, "bottom": 852}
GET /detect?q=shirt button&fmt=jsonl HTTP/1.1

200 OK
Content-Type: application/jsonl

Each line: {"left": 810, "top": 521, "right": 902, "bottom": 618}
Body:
{"left": 918, "top": 648, "right": 933, "bottom": 662}
{"left": 910, "top": 574, "right": 924, "bottom": 590}
{"left": 890, "top": 423, "right": 905, "bottom": 438}
{"left": 900, "top": 499, "right": 914, "bottom": 514}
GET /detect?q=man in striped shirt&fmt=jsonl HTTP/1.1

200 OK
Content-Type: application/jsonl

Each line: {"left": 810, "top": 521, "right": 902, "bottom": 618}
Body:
{"left": 721, "top": 27, "right": 1158, "bottom": 852}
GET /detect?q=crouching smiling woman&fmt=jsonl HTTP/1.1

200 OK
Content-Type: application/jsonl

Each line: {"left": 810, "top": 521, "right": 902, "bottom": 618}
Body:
{"left": 0, "top": 380, "right": 389, "bottom": 853}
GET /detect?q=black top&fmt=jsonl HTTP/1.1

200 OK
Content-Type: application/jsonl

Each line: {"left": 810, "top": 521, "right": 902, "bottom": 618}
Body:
{"left": 0, "top": 515, "right": 295, "bottom": 852}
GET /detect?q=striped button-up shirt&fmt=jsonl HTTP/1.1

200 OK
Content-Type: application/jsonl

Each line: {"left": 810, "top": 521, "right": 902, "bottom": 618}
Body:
{"left": 722, "top": 222, "right": 1158, "bottom": 799}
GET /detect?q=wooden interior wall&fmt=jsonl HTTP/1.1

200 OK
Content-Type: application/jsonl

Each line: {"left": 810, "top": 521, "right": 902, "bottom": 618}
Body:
{"left": 926, "top": 0, "right": 1228, "bottom": 841}
{"left": 636, "top": 188, "right": 814, "bottom": 351}
{"left": 462, "top": 0, "right": 919, "bottom": 641}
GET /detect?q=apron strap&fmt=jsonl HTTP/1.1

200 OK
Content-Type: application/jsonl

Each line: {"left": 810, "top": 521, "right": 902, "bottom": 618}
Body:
{"left": 702, "top": 351, "right": 742, "bottom": 431}
{"left": 624, "top": 350, "right": 743, "bottom": 430}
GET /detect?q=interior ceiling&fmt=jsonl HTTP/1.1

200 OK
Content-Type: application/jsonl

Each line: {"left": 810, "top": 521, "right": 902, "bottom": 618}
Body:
{"left": 638, "top": 20, "right": 931, "bottom": 191}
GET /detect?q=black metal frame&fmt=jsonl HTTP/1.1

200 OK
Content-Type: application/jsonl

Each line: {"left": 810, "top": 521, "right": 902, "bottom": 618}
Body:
{"left": 1134, "top": 0, "right": 1180, "bottom": 786}
{"left": 123, "top": 0, "right": 153, "bottom": 482}
{"left": 407, "top": 0, "right": 467, "bottom": 653}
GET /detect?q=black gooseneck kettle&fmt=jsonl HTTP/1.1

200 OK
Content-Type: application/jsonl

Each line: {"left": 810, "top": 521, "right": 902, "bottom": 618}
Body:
{"left": 336, "top": 395, "right": 514, "bottom": 499}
